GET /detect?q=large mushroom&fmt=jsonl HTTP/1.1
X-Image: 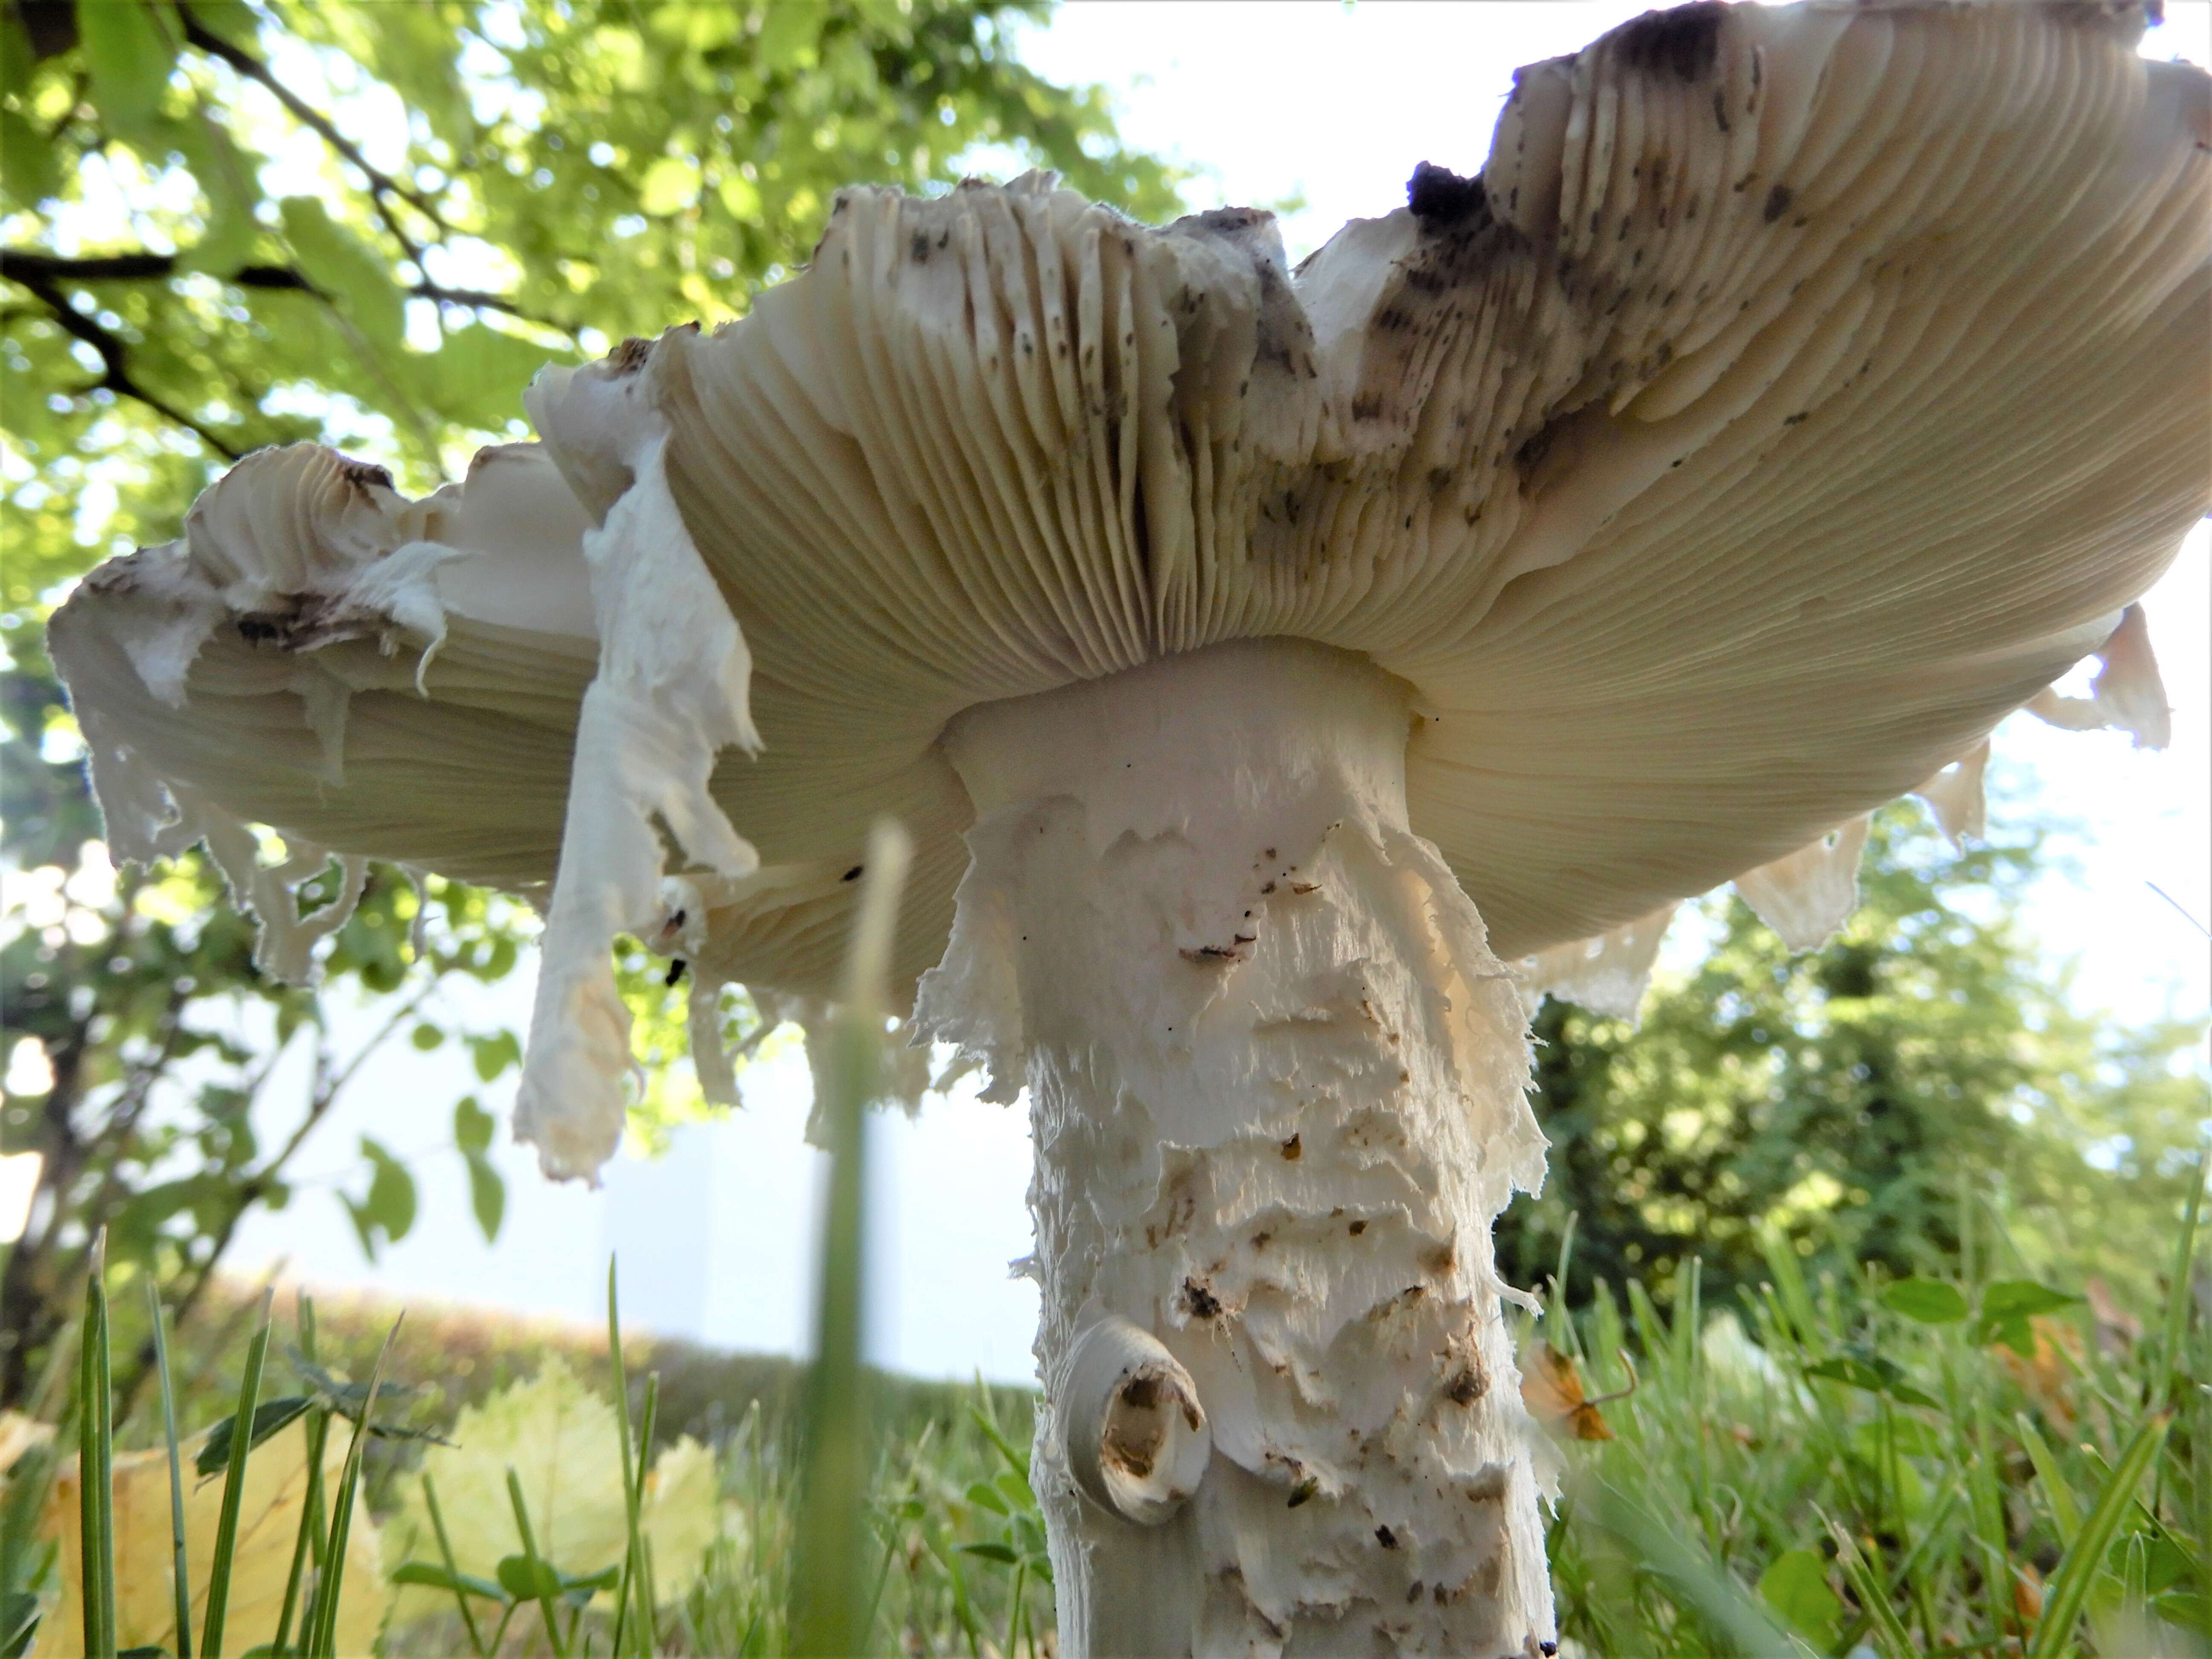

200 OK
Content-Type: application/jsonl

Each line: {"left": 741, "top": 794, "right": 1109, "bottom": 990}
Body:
{"left": 48, "top": 2, "right": 2209, "bottom": 1650}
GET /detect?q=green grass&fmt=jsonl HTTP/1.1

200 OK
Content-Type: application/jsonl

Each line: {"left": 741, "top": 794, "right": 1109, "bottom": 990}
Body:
{"left": 12, "top": 837, "right": 2200, "bottom": 1655}
{"left": 14, "top": 1182, "right": 2204, "bottom": 1657}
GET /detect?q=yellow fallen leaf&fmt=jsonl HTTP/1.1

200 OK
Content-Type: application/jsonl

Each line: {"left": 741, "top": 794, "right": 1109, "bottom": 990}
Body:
{"left": 382, "top": 1355, "right": 719, "bottom": 1624}
{"left": 42, "top": 1415, "right": 388, "bottom": 1656}
{"left": 0, "top": 1411, "right": 52, "bottom": 1476}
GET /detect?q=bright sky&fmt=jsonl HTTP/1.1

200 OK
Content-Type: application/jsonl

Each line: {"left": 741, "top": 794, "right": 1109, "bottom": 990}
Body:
{"left": 202, "top": 3, "right": 2212, "bottom": 1383}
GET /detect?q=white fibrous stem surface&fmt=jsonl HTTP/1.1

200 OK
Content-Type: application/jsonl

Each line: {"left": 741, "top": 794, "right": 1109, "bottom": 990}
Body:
{"left": 915, "top": 640, "right": 1554, "bottom": 1657}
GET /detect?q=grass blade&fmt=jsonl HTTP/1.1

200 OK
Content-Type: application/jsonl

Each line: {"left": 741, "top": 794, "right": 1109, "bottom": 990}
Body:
{"left": 792, "top": 818, "right": 910, "bottom": 1657}
{"left": 2014, "top": 1412, "right": 2082, "bottom": 1551}
{"left": 1588, "top": 1476, "right": 1801, "bottom": 1656}
{"left": 2161, "top": 1147, "right": 2205, "bottom": 1407}
{"left": 271, "top": 1408, "right": 329, "bottom": 1656}
{"left": 422, "top": 1473, "right": 488, "bottom": 1658}
{"left": 608, "top": 1256, "right": 655, "bottom": 1658}
{"left": 145, "top": 1277, "right": 192, "bottom": 1659}
{"left": 1823, "top": 1512, "right": 1915, "bottom": 1659}
{"left": 77, "top": 1230, "right": 115, "bottom": 1659}
{"left": 306, "top": 1316, "right": 400, "bottom": 1658}
{"left": 200, "top": 1286, "right": 274, "bottom": 1659}
{"left": 634, "top": 1374, "right": 661, "bottom": 1639}
{"left": 2025, "top": 1412, "right": 2172, "bottom": 1659}
{"left": 271, "top": 1295, "right": 323, "bottom": 1657}
{"left": 505, "top": 1467, "right": 569, "bottom": 1659}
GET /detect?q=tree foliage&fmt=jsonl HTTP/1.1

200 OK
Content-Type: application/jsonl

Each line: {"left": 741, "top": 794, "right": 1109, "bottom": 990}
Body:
{"left": 3, "top": 0, "right": 1178, "bottom": 615}
{"left": 0, "top": 0, "right": 1178, "bottom": 1409}
{"left": 1501, "top": 803, "right": 2208, "bottom": 1311}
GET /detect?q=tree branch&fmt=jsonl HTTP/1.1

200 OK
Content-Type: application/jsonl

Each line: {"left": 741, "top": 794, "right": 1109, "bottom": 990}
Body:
{"left": 175, "top": 5, "right": 445, "bottom": 259}
{"left": 2, "top": 247, "right": 573, "bottom": 331}
{"left": 3, "top": 264, "right": 245, "bottom": 459}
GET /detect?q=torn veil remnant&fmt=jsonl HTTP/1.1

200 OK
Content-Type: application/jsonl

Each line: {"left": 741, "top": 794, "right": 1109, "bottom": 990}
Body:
{"left": 50, "top": 3, "right": 2209, "bottom": 1650}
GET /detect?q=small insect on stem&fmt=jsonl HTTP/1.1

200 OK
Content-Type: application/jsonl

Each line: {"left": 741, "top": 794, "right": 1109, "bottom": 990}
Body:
{"left": 665, "top": 959, "right": 687, "bottom": 987}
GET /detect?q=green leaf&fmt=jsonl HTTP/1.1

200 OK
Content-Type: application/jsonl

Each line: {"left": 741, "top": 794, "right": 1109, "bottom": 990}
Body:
{"left": 558, "top": 1563, "right": 620, "bottom": 1596}
{"left": 193, "top": 1395, "right": 315, "bottom": 1479}
{"left": 637, "top": 155, "right": 699, "bottom": 216}
{"left": 1757, "top": 1548, "right": 1842, "bottom": 1644}
{"left": 1802, "top": 1353, "right": 1938, "bottom": 1409}
{"left": 341, "top": 1193, "right": 380, "bottom": 1262}
{"left": 411, "top": 1022, "right": 446, "bottom": 1051}
{"left": 755, "top": 4, "right": 818, "bottom": 71}
{"left": 1979, "top": 1280, "right": 2081, "bottom": 1322}
{"left": 495, "top": 1552, "right": 563, "bottom": 1602}
{"left": 171, "top": 111, "right": 263, "bottom": 275}
{"left": 1880, "top": 1278, "right": 1969, "bottom": 1324}
{"left": 79, "top": 0, "right": 178, "bottom": 131}
{"left": 278, "top": 195, "right": 406, "bottom": 348}
{"left": 361, "top": 1135, "right": 418, "bottom": 1241}
{"left": 468, "top": 1030, "right": 523, "bottom": 1084}
{"left": 0, "top": 1589, "right": 39, "bottom": 1659}
{"left": 963, "top": 1480, "right": 1007, "bottom": 1516}
{"left": 454, "top": 1094, "right": 495, "bottom": 1153}
{"left": 391, "top": 1560, "right": 510, "bottom": 1604}
{"left": 410, "top": 322, "right": 560, "bottom": 430}
{"left": 0, "top": 108, "right": 57, "bottom": 207}
{"left": 465, "top": 1150, "right": 505, "bottom": 1243}
{"left": 1803, "top": 1356, "right": 1886, "bottom": 1393}
{"left": 956, "top": 1541, "right": 1018, "bottom": 1566}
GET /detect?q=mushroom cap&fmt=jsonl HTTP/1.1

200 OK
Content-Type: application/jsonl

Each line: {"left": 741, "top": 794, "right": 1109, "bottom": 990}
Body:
{"left": 52, "top": 0, "right": 2212, "bottom": 1012}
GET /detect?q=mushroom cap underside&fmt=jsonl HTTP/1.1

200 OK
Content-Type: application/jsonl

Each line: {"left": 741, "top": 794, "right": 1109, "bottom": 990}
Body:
{"left": 49, "top": 0, "right": 2212, "bottom": 1003}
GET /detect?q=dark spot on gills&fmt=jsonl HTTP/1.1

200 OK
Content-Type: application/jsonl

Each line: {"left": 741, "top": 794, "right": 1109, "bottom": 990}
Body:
{"left": 1281, "top": 1133, "right": 1303, "bottom": 1161}
{"left": 1180, "top": 1278, "right": 1222, "bottom": 1320}
{"left": 1764, "top": 182, "right": 1795, "bottom": 224}
{"left": 909, "top": 230, "right": 929, "bottom": 263}
{"left": 1287, "top": 1475, "right": 1320, "bottom": 1508}
{"left": 1614, "top": 2, "right": 1726, "bottom": 82}
{"left": 842, "top": 865, "right": 864, "bottom": 882}
{"left": 1406, "top": 160, "right": 1491, "bottom": 228}
{"left": 1348, "top": 1220, "right": 1368, "bottom": 1237}
{"left": 1376, "top": 1524, "right": 1399, "bottom": 1548}
{"left": 338, "top": 457, "right": 394, "bottom": 490}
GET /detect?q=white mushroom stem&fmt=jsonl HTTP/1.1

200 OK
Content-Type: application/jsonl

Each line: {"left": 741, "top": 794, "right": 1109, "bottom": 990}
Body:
{"left": 917, "top": 640, "right": 1554, "bottom": 1657}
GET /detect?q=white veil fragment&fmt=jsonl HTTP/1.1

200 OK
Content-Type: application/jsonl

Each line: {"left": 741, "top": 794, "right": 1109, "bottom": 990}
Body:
{"left": 1734, "top": 815, "right": 1873, "bottom": 954}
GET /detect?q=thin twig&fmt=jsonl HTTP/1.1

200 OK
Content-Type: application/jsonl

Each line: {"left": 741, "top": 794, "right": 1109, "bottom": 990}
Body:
{"left": 5, "top": 266, "right": 244, "bottom": 457}
{"left": 2, "top": 247, "right": 569, "bottom": 330}
{"left": 175, "top": 6, "right": 445, "bottom": 250}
